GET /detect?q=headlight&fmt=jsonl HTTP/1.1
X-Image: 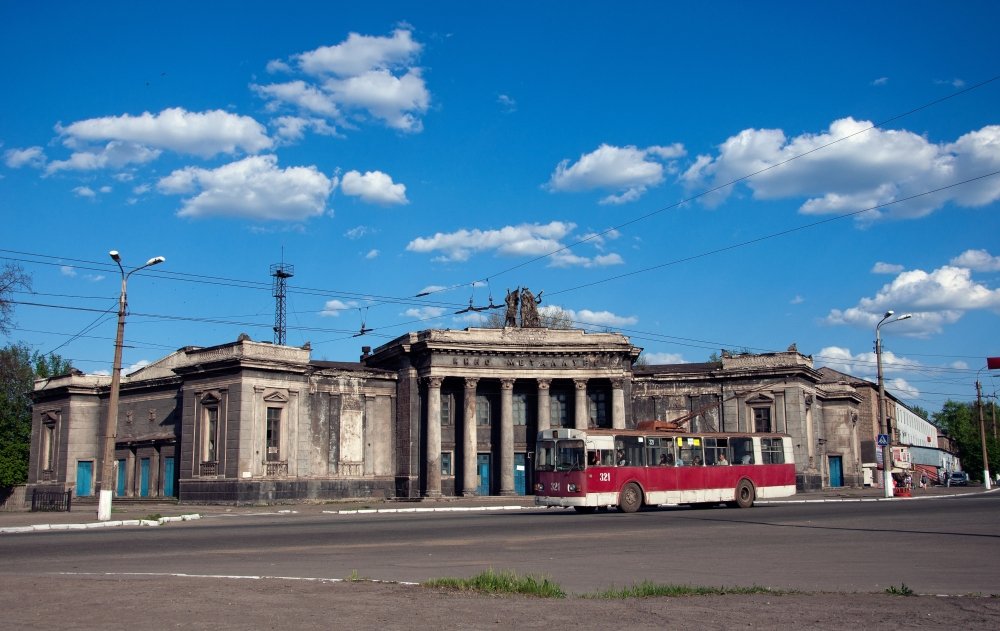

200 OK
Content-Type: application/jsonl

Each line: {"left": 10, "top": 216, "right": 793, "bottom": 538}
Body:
{"left": 535, "top": 483, "right": 544, "bottom": 492}
{"left": 567, "top": 484, "right": 578, "bottom": 493}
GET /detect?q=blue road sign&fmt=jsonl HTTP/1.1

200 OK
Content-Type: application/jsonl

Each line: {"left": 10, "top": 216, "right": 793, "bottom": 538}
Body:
{"left": 877, "top": 434, "right": 890, "bottom": 446}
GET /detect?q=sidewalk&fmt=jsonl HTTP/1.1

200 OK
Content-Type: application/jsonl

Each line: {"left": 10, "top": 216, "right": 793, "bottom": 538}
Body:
{"left": 1, "top": 485, "right": 991, "bottom": 534}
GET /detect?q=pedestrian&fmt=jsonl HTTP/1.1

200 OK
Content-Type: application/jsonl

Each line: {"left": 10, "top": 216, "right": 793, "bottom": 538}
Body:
{"left": 919, "top": 473, "right": 928, "bottom": 490}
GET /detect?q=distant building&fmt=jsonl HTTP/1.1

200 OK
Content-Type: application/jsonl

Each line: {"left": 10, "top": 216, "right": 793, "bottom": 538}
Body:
{"left": 28, "top": 328, "right": 954, "bottom": 503}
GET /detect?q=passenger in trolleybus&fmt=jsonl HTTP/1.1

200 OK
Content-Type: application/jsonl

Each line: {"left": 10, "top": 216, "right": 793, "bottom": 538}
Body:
{"left": 717, "top": 452, "right": 729, "bottom": 465}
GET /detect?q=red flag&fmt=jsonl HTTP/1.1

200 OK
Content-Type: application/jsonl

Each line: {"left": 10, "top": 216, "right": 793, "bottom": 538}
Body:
{"left": 988, "top": 357, "right": 1000, "bottom": 370}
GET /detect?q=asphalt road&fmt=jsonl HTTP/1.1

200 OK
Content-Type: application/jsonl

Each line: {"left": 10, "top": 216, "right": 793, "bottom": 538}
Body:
{"left": 2, "top": 495, "right": 998, "bottom": 596}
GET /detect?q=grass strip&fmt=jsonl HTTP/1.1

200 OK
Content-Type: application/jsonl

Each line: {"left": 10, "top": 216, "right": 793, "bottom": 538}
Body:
{"left": 424, "top": 569, "right": 566, "bottom": 598}
{"left": 584, "top": 581, "right": 789, "bottom": 599}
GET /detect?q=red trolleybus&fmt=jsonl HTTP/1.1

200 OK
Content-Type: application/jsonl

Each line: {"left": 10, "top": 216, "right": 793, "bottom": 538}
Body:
{"left": 534, "top": 424, "right": 795, "bottom": 512}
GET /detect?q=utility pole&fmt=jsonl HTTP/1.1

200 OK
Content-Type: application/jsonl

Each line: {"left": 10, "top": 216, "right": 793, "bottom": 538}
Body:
{"left": 976, "top": 380, "right": 992, "bottom": 490}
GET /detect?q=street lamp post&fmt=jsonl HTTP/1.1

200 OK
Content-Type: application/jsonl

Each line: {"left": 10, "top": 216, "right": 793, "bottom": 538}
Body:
{"left": 97, "top": 250, "right": 165, "bottom": 521}
{"left": 875, "top": 310, "right": 911, "bottom": 499}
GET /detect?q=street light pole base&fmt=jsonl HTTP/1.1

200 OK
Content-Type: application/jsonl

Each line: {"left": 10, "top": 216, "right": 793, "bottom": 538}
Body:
{"left": 97, "top": 489, "right": 113, "bottom": 521}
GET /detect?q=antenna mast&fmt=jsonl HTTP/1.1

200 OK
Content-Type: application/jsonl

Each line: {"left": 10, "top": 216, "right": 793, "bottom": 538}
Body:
{"left": 270, "top": 261, "right": 294, "bottom": 345}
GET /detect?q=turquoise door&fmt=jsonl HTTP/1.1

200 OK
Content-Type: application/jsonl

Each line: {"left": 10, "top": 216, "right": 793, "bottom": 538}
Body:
{"left": 139, "top": 458, "right": 150, "bottom": 497}
{"left": 163, "top": 457, "right": 175, "bottom": 497}
{"left": 514, "top": 453, "right": 526, "bottom": 495}
{"left": 76, "top": 461, "right": 93, "bottom": 497}
{"left": 829, "top": 455, "right": 844, "bottom": 487}
{"left": 477, "top": 454, "right": 491, "bottom": 496}
{"left": 116, "top": 459, "right": 126, "bottom": 496}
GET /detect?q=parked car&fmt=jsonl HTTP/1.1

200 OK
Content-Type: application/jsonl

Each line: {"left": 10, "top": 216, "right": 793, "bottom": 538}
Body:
{"left": 949, "top": 471, "right": 969, "bottom": 486}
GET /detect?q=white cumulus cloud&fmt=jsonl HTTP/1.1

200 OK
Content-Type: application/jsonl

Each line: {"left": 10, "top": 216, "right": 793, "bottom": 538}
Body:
{"left": 548, "top": 143, "right": 686, "bottom": 204}
{"left": 256, "top": 28, "right": 429, "bottom": 136}
{"left": 4, "top": 146, "right": 46, "bottom": 168}
{"left": 56, "top": 107, "right": 272, "bottom": 159}
{"left": 825, "top": 263, "right": 1000, "bottom": 336}
{"left": 340, "top": 170, "right": 408, "bottom": 205}
{"left": 950, "top": 249, "right": 1000, "bottom": 272}
{"left": 157, "top": 155, "right": 336, "bottom": 221}
{"left": 406, "top": 221, "right": 623, "bottom": 268}
{"left": 682, "top": 118, "right": 1000, "bottom": 220}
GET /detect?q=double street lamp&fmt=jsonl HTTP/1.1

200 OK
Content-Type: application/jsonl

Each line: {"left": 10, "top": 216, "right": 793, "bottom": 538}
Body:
{"left": 97, "top": 250, "right": 165, "bottom": 521}
{"left": 875, "top": 310, "right": 911, "bottom": 498}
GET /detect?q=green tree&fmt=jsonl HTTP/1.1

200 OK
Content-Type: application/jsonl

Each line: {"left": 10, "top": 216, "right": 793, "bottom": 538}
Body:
{"left": 0, "top": 262, "right": 31, "bottom": 337}
{"left": 933, "top": 399, "right": 1000, "bottom": 483}
{"left": 0, "top": 343, "right": 73, "bottom": 487}
{"left": 909, "top": 405, "right": 930, "bottom": 421}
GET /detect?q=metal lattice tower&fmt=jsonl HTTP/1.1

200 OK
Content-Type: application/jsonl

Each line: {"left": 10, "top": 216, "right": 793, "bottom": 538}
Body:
{"left": 270, "top": 262, "right": 294, "bottom": 346}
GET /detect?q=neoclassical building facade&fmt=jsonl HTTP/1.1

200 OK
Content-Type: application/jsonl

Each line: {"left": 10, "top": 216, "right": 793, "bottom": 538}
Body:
{"left": 28, "top": 327, "right": 881, "bottom": 503}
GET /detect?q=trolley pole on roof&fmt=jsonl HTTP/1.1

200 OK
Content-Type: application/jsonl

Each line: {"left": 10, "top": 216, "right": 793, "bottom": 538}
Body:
{"left": 271, "top": 262, "right": 294, "bottom": 346}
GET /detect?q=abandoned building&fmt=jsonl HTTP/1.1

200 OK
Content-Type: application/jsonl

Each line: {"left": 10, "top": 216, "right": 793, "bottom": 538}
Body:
{"left": 28, "top": 326, "right": 925, "bottom": 503}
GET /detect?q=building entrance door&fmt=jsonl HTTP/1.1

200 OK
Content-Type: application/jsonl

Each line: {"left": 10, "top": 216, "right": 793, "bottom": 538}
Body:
{"left": 477, "top": 454, "right": 491, "bottom": 496}
{"left": 116, "top": 459, "right": 126, "bottom": 496}
{"left": 139, "top": 458, "right": 150, "bottom": 497}
{"left": 829, "top": 455, "right": 844, "bottom": 487}
{"left": 163, "top": 457, "right": 175, "bottom": 497}
{"left": 76, "top": 461, "right": 93, "bottom": 497}
{"left": 514, "top": 453, "right": 526, "bottom": 495}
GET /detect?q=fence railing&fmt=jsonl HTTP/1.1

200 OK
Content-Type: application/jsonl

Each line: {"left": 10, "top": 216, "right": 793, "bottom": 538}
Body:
{"left": 31, "top": 489, "right": 72, "bottom": 512}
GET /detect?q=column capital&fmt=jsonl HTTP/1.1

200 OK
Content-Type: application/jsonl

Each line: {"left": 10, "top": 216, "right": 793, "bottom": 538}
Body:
{"left": 536, "top": 378, "right": 551, "bottom": 391}
{"left": 425, "top": 376, "right": 444, "bottom": 389}
{"left": 464, "top": 377, "right": 480, "bottom": 390}
{"left": 574, "top": 378, "right": 588, "bottom": 390}
{"left": 500, "top": 378, "right": 515, "bottom": 390}
{"left": 611, "top": 378, "right": 625, "bottom": 389}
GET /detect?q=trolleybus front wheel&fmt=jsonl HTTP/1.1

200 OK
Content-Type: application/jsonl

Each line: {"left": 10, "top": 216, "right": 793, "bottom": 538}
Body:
{"left": 618, "top": 482, "right": 643, "bottom": 513}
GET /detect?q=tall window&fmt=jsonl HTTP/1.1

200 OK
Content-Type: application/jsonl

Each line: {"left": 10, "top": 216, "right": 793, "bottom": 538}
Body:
{"left": 266, "top": 407, "right": 282, "bottom": 462}
{"left": 512, "top": 393, "right": 529, "bottom": 426}
{"left": 550, "top": 392, "right": 569, "bottom": 428}
{"left": 476, "top": 394, "right": 491, "bottom": 426}
{"left": 203, "top": 406, "right": 219, "bottom": 462}
{"left": 753, "top": 407, "right": 772, "bottom": 433}
{"left": 440, "top": 394, "right": 452, "bottom": 426}
{"left": 42, "top": 422, "right": 56, "bottom": 471}
{"left": 588, "top": 391, "right": 608, "bottom": 428}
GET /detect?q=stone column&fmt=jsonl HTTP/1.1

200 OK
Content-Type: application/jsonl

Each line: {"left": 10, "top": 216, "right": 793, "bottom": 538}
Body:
{"left": 611, "top": 378, "right": 626, "bottom": 429}
{"left": 574, "top": 379, "right": 589, "bottom": 430}
{"left": 500, "top": 378, "right": 515, "bottom": 496}
{"left": 536, "top": 379, "right": 551, "bottom": 432}
{"left": 425, "top": 376, "right": 444, "bottom": 498}
{"left": 462, "top": 377, "right": 479, "bottom": 496}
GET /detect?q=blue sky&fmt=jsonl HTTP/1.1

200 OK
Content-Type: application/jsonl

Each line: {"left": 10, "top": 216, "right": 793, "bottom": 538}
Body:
{"left": 2, "top": 2, "right": 999, "bottom": 414}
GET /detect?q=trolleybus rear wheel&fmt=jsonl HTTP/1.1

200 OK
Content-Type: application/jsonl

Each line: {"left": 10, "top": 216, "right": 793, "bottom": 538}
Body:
{"left": 734, "top": 479, "right": 755, "bottom": 508}
{"left": 618, "top": 482, "right": 642, "bottom": 513}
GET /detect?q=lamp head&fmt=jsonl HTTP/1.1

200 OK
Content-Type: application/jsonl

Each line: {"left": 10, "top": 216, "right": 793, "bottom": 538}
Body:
{"left": 145, "top": 256, "right": 166, "bottom": 267}
{"left": 897, "top": 313, "right": 912, "bottom": 321}
{"left": 883, "top": 310, "right": 894, "bottom": 318}
{"left": 109, "top": 250, "right": 121, "bottom": 262}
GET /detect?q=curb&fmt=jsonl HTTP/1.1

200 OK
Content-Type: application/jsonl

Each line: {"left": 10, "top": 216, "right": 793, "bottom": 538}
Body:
{"left": 328, "top": 505, "right": 527, "bottom": 515}
{"left": 0, "top": 513, "right": 201, "bottom": 535}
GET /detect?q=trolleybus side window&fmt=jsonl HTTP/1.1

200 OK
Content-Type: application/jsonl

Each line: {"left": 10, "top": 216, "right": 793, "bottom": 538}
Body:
{"left": 645, "top": 437, "right": 674, "bottom": 466}
{"left": 536, "top": 440, "right": 555, "bottom": 471}
{"left": 761, "top": 437, "right": 784, "bottom": 464}
{"left": 614, "top": 436, "right": 645, "bottom": 467}
{"left": 676, "top": 436, "right": 704, "bottom": 466}
{"left": 703, "top": 437, "right": 729, "bottom": 465}
{"left": 556, "top": 439, "right": 585, "bottom": 471}
{"left": 732, "top": 437, "right": 753, "bottom": 464}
